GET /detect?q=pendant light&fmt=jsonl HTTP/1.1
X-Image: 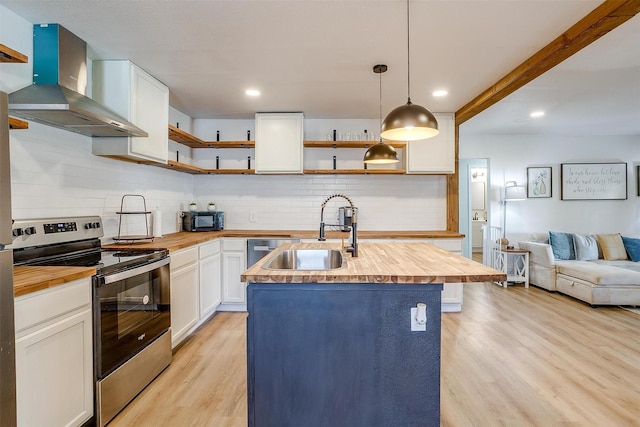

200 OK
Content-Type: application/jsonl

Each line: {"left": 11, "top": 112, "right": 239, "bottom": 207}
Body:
{"left": 364, "top": 64, "right": 399, "bottom": 164}
{"left": 380, "top": 0, "right": 438, "bottom": 141}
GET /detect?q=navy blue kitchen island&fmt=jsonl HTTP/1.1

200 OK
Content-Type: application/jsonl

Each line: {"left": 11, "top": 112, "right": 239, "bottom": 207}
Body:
{"left": 241, "top": 242, "right": 505, "bottom": 427}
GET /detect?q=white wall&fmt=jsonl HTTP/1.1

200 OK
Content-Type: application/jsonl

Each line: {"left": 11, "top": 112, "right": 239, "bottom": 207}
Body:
{"left": 2, "top": 4, "right": 449, "bottom": 237}
{"left": 191, "top": 118, "right": 447, "bottom": 231}
{"left": 460, "top": 133, "right": 640, "bottom": 244}
{"left": 9, "top": 122, "right": 194, "bottom": 239}
{"left": 0, "top": 6, "right": 32, "bottom": 93}
{"left": 194, "top": 174, "right": 446, "bottom": 231}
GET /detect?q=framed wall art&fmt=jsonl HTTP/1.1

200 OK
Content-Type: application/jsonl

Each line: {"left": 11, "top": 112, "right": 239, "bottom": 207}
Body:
{"left": 527, "top": 167, "right": 552, "bottom": 198}
{"left": 560, "top": 162, "right": 627, "bottom": 200}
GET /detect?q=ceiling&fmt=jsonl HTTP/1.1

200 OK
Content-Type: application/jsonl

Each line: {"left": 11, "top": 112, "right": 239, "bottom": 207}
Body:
{"left": 1, "top": 0, "right": 637, "bottom": 136}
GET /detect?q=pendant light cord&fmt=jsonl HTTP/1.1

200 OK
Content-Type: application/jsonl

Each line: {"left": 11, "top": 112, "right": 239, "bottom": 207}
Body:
{"left": 379, "top": 69, "right": 383, "bottom": 133}
{"left": 406, "top": 0, "right": 411, "bottom": 103}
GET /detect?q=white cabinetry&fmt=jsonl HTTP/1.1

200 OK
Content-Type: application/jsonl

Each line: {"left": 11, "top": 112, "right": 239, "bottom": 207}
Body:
{"left": 92, "top": 60, "right": 169, "bottom": 163}
{"left": 429, "top": 238, "right": 463, "bottom": 312}
{"left": 14, "top": 278, "right": 93, "bottom": 427}
{"left": 170, "top": 247, "right": 199, "bottom": 348}
{"left": 221, "top": 238, "right": 247, "bottom": 310}
{"left": 255, "top": 113, "right": 304, "bottom": 174}
{"left": 406, "top": 113, "right": 455, "bottom": 174}
{"left": 199, "top": 239, "right": 222, "bottom": 317}
{"left": 472, "top": 221, "right": 486, "bottom": 252}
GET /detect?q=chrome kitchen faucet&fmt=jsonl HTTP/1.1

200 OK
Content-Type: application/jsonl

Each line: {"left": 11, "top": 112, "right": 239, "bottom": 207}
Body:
{"left": 318, "top": 194, "right": 358, "bottom": 257}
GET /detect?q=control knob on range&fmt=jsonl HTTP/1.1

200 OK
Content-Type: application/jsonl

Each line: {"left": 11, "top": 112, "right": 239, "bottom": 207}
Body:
{"left": 24, "top": 227, "right": 37, "bottom": 235}
{"left": 12, "top": 228, "right": 23, "bottom": 237}
{"left": 85, "top": 222, "right": 101, "bottom": 229}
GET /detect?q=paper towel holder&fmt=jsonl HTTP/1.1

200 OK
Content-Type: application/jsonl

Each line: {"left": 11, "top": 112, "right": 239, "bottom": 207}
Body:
{"left": 113, "top": 194, "right": 155, "bottom": 243}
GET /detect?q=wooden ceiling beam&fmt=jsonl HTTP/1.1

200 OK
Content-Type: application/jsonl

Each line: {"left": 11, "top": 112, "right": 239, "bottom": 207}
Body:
{"left": 455, "top": 0, "right": 640, "bottom": 125}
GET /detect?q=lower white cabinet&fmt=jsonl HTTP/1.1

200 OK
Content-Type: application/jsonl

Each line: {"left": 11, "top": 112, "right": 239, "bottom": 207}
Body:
{"left": 199, "top": 239, "right": 222, "bottom": 317}
{"left": 170, "top": 246, "right": 199, "bottom": 348}
{"left": 430, "top": 238, "right": 463, "bottom": 312}
{"left": 221, "top": 238, "right": 247, "bottom": 309}
{"left": 14, "top": 278, "right": 93, "bottom": 427}
{"left": 170, "top": 240, "right": 223, "bottom": 348}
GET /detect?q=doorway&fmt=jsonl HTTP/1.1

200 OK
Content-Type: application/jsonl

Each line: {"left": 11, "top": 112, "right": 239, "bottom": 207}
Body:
{"left": 459, "top": 158, "right": 489, "bottom": 261}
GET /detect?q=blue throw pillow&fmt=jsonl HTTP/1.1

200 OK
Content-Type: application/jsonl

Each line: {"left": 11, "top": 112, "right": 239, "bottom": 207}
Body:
{"left": 549, "top": 231, "right": 576, "bottom": 260}
{"left": 622, "top": 236, "right": 640, "bottom": 262}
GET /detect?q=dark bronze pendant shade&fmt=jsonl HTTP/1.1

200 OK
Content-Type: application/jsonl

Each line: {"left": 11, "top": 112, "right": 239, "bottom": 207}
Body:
{"left": 363, "top": 141, "right": 398, "bottom": 164}
{"left": 381, "top": 0, "right": 438, "bottom": 141}
{"left": 364, "top": 64, "right": 399, "bottom": 164}
{"left": 380, "top": 99, "right": 439, "bottom": 141}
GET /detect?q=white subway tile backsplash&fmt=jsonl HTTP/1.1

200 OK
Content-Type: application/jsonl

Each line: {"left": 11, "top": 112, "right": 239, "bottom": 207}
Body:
{"left": 10, "top": 121, "right": 448, "bottom": 239}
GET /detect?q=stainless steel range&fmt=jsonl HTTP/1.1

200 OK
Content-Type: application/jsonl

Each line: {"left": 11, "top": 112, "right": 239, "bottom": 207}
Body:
{"left": 10, "top": 216, "right": 171, "bottom": 426}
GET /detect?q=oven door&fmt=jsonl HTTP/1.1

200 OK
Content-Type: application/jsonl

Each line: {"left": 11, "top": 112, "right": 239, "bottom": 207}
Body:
{"left": 93, "top": 257, "right": 170, "bottom": 379}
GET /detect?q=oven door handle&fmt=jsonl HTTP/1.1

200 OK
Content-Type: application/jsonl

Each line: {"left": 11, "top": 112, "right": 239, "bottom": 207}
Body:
{"left": 100, "top": 257, "right": 170, "bottom": 285}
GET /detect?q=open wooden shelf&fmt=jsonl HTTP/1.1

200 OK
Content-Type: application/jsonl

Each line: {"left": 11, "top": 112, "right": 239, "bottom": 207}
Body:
{"left": 9, "top": 117, "right": 29, "bottom": 130}
{"left": 163, "top": 125, "right": 409, "bottom": 176}
{"left": 151, "top": 160, "right": 255, "bottom": 174}
{"left": 205, "top": 168, "right": 255, "bottom": 174}
{"left": 0, "top": 44, "right": 28, "bottom": 63}
{"left": 154, "top": 160, "right": 208, "bottom": 174}
{"left": 303, "top": 169, "right": 406, "bottom": 175}
{"left": 199, "top": 141, "right": 255, "bottom": 149}
{"left": 304, "top": 140, "right": 406, "bottom": 149}
{"left": 168, "top": 125, "right": 255, "bottom": 148}
{"left": 168, "top": 125, "right": 206, "bottom": 147}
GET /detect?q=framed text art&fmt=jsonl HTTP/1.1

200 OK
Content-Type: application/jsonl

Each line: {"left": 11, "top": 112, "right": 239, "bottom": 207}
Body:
{"left": 560, "top": 162, "right": 627, "bottom": 200}
{"left": 527, "top": 167, "right": 552, "bottom": 198}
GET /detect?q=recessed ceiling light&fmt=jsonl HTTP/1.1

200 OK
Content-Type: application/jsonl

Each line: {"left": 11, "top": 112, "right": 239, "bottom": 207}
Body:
{"left": 530, "top": 111, "right": 545, "bottom": 118}
{"left": 432, "top": 90, "right": 448, "bottom": 97}
{"left": 245, "top": 89, "right": 260, "bottom": 97}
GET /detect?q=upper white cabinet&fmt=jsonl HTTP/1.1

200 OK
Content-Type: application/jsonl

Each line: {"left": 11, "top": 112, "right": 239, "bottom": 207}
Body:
{"left": 406, "top": 113, "right": 455, "bottom": 174}
{"left": 92, "top": 60, "right": 169, "bottom": 163}
{"left": 255, "top": 112, "right": 304, "bottom": 174}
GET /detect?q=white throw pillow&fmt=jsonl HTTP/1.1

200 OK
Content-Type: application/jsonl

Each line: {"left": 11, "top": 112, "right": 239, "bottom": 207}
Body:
{"left": 573, "top": 233, "right": 599, "bottom": 261}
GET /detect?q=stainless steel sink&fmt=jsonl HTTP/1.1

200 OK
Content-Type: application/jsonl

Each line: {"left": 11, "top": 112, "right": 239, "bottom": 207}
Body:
{"left": 264, "top": 249, "right": 344, "bottom": 270}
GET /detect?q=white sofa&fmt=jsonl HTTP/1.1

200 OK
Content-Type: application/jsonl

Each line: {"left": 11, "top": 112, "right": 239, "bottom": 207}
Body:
{"left": 519, "top": 235, "right": 640, "bottom": 306}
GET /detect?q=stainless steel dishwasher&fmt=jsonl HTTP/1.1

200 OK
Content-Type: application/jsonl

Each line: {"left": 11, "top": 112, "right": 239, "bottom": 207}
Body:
{"left": 247, "top": 238, "right": 300, "bottom": 268}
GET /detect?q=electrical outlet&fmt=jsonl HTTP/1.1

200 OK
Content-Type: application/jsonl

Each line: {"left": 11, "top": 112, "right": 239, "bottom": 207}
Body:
{"left": 410, "top": 304, "right": 427, "bottom": 331}
{"left": 249, "top": 211, "right": 257, "bottom": 222}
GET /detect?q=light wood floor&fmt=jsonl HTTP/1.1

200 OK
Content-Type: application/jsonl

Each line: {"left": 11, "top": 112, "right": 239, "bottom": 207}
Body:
{"left": 110, "top": 283, "right": 640, "bottom": 426}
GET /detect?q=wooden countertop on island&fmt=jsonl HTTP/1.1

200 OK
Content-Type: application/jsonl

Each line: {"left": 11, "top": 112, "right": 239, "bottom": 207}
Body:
{"left": 241, "top": 242, "right": 505, "bottom": 284}
{"left": 15, "top": 229, "right": 468, "bottom": 296}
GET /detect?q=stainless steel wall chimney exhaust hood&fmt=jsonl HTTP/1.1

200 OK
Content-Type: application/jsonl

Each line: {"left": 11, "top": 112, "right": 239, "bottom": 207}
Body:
{"left": 8, "top": 24, "right": 147, "bottom": 138}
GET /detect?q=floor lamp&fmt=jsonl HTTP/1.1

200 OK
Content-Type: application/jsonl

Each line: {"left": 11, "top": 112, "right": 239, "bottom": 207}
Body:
{"left": 502, "top": 181, "right": 526, "bottom": 243}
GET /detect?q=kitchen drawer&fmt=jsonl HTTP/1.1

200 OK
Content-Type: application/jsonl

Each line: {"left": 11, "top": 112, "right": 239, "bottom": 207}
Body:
{"left": 170, "top": 247, "right": 198, "bottom": 270}
{"left": 199, "top": 239, "right": 221, "bottom": 259}
{"left": 15, "top": 278, "right": 91, "bottom": 334}
{"left": 222, "top": 238, "right": 246, "bottom": 252}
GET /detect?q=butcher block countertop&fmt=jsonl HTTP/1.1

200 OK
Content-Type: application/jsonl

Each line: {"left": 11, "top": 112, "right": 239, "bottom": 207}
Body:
{"left": 14, "top": 229, "right": 466, "bottom": 296}
{"left": 241, "top": 242, "right": 505, "bottom": 284}
{"left": 13, "top": 265, "right": 95, "bottom": 298}
{"left": 103, "top": 229, "right": 465, "bottom": 252}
